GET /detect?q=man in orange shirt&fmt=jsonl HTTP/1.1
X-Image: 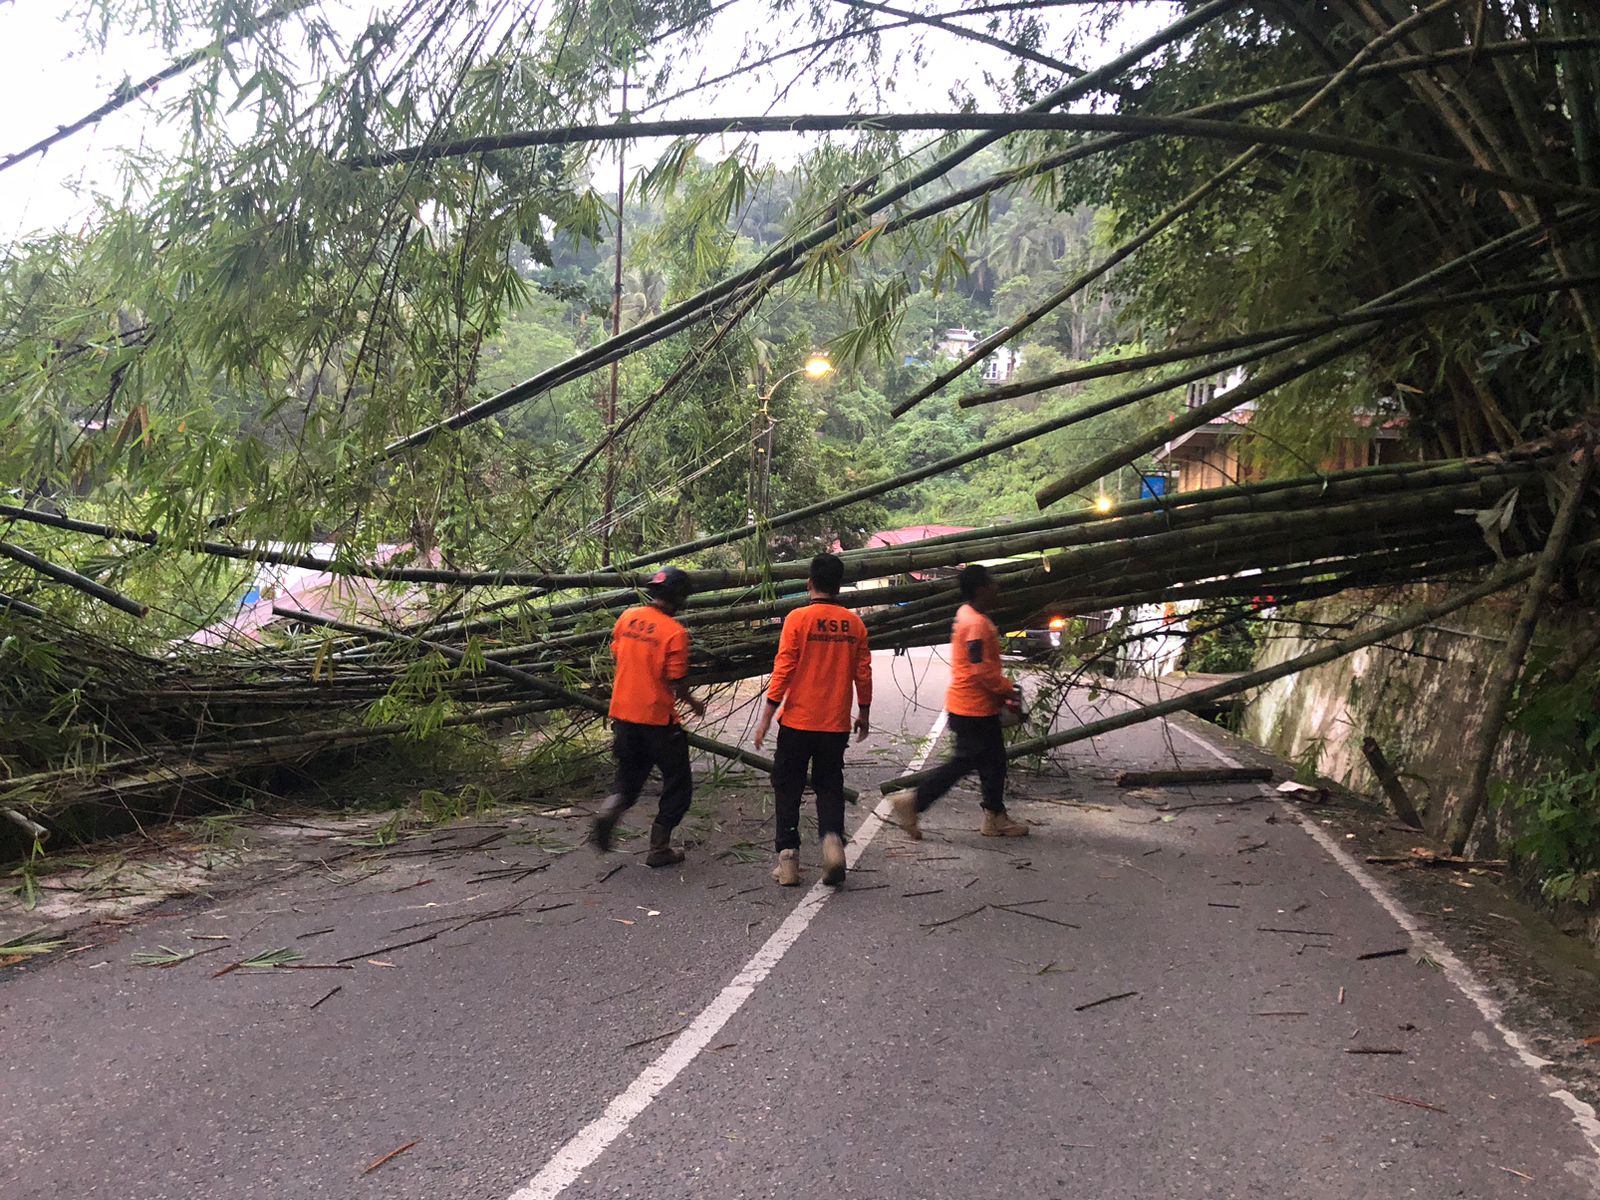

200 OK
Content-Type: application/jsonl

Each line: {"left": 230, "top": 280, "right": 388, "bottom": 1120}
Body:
{"left": 753, "top": 553, "right": 872, "bottom": 887}
{"left": 889, "top": 563, "right": 1028, "bottom": 839}
{"left": 590, "top": 566, "right": 705, "bottom": 867}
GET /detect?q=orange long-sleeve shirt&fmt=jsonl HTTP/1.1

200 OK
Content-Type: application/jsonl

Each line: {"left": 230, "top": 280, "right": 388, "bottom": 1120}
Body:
{"left": 765, "top": 602, "right": 873, "bottom": 733}
{"left": 945, "top": 603, "right": 1015, "bottom": 718}
{"left": 608, "top": 605, "right": 690, "bottom": 726}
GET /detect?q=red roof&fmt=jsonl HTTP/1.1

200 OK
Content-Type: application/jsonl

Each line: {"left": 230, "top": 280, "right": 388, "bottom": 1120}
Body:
{"left": 184, "top": 543, "right": 436, "bottom": 649}
{"left": 857, "top": 524, "right": 972, "bottom": 550}
{"left": 830, "top": 525, "right": 975, "bottom": 582}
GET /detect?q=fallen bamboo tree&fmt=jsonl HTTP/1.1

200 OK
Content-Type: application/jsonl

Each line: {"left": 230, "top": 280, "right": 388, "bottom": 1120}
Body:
{"left": 343, "top": 113, "right": 1600, "bottom": 206}
{"left": 877, "top": 557, "right": 1549, "bottom": 795}
{"left": 272, "top": 606, "right": 861, "bottom": 803}
{"left": 191, "top": 1, "right": 1239, "bottom": 540}
{"left": 3, "top": 428, "right": 1586, "bottom": 841}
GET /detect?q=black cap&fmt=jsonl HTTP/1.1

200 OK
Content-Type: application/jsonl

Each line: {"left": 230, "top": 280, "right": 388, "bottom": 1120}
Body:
{"left": 646, "top": 565, "right": 693, "bottom": 605}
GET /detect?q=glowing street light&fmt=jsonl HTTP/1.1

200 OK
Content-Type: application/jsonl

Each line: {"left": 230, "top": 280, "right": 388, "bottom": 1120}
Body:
{"left": 1094, "top": 494, "right": 1114, "bottom": 514}
{"left": 747, "top": 352, "right": 836, "bottom": 541}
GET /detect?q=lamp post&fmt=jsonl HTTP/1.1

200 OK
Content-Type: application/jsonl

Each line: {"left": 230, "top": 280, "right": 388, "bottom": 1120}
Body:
{"left": 746, "top": 353, "right": 834, "bottom": 532}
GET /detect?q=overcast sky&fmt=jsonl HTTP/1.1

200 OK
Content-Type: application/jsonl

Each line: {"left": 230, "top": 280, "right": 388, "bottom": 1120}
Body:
{"left": 0, "top": 1, "right": 1177, "bottom": 241}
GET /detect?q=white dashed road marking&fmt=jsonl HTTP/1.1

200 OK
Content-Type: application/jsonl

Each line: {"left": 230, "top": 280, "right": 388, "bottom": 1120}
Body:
{"left": 507, "top": 710, "right": 949, "bottom": 1200}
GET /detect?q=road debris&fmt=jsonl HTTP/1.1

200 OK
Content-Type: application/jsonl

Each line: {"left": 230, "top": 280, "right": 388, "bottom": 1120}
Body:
{"left": 1075, "top": 990, "right": 1138, "bottom": 1012}
{"left": 1276, "top": 781, "right": 1326, "bottom": 802}
{"left": 1356, "top": 947, "right": 1409, "bottom": 960}
{"left": 995, "top": 904, "right": 1080, "bottom": 929}
{"left": 214, "top": 946, "right": 304, "bottom": 976}
{"left": 361, "top": 1139, "right": 419, "bottom": 1175}
{"left": 624, "top": 1025, "right": 686, "bottom": 1051}
{"left": 310, "top": 985, "right": 342, "bottom": 1010}
{"left": 132, "top": 944, "right": 233, "bottom": 968}
{"left": 0, "top": 934, "right": 67, "bottom": 967}
{"left": 1346, "top": 1047, "right": 1406, "bottom": 1055}
{"left": 1116, "top": 767, "right": 1273, "bottom": 787}
{"left": 1258, "top": 927, "right": 1337, "bottom": 937}
{"left": 921, "top": 905, "right": 990, "bottom": 931}
{"left": 1372, "top": 1091, "right": 1447, "bottom": 1114}
{"left": 1363, "top": 849, "right": 1506, "bottom": 870}
{"left": 335, "top": 933, "right": 441, "bottom": 963}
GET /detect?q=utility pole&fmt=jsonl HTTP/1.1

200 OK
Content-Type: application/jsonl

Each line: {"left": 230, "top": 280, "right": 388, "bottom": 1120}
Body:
{"left": 600, "top": 71, "right": 627, "bottom": 565}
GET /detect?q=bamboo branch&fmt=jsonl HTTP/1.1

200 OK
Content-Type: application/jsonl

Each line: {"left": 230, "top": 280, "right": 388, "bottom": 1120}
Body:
{"left": 959, "top": 273, "right": 1600, "bottom": 409}
{"left": 0, "top": 541, "right": 148, "bottom": 618}
{"left": 0, "top": 591, "right": 46, "bottom": 620}
{"left": 830, "top": 0, "right": 1091, "bottom": 78}
{"left": 1034, "top": 326, "right": 1381, "bottom": 508}
{"left": 880, "top": 558, "right": 1545, "bottom": 795}
{"left": 272, "top": 607, "right": 855, "bottom": 801}
{"left": 535, "top": 271, "right": 776, "bottom": 510}
{"left": 0, "top": 1, "right": 316, "bottom": 175}
{"left": 893, "top": 0, "right": 1496, "bottom": 415}
{"left": 1446, "top": 442, "right": 1596, "bottom": 854}
{"left": 340, "top": 110, "right": 1600, "bottom": 206}
{"left": 327, "top": 0, "right": 1240, "bottom": 469}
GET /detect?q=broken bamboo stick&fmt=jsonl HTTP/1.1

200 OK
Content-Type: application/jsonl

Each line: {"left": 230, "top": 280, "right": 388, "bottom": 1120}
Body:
{"left": 1360, "top": 737, "right": 1424, "bottom": 829}
{"left": 1116, "top": 767, "right": 1274, "bottom": 787}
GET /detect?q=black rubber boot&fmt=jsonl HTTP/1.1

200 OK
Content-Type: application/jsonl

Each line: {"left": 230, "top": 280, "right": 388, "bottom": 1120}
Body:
{"left": 645, "top": 823, "right": 685, "bottom": 867}
{"left": 589, "top": 796, "right": 625, "bottom": 853}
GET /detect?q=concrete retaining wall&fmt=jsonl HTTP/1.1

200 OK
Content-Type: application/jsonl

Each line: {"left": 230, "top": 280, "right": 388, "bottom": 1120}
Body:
{"left": 1237, "top": 583, "right": 1581, "bottom": 851}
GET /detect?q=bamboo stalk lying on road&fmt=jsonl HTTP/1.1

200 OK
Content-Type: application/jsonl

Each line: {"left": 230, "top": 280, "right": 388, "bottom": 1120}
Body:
{"left": 878, "top": 557, "right": 1546, "bottom": 795}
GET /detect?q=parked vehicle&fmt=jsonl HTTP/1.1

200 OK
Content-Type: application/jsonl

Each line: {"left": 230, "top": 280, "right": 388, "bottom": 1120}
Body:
{"left": 1003, "top": 614, "right": 1069, "bottom": 659}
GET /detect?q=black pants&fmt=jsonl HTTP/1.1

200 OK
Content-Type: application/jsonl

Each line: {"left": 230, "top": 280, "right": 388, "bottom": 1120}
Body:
{"left": 771, "top": 724, "right": 849, "bottom": 852}
{"left": 610, "top": 720, "right": 693, "bottom": 832}
{"left": 914, "top": 713, "right": 1007, "bottom": 813}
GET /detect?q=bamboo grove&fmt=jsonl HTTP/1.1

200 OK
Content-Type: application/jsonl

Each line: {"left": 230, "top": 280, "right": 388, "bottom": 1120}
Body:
{"left": 1, "top": 2, "right": 1597, "bottom": 857}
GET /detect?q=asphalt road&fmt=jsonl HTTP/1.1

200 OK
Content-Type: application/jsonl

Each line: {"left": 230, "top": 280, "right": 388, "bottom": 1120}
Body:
{"left": 4, "top": 648, "right": 1599, "bottom": 1199}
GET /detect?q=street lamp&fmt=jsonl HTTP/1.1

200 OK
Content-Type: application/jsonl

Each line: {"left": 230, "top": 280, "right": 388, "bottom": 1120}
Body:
{"left": 748, "top": 353, "right": 835, "bottom": 533}
{"left": 802, "top": 353, "right": 834, "bottom": 380}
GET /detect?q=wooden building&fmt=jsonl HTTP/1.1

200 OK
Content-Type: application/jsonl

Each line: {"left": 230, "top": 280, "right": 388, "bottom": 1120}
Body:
{"left": 1154, "top": 379, "right": 1410, "bottom": 493}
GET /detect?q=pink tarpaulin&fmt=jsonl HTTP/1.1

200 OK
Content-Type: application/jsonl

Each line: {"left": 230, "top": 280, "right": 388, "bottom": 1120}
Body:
{"left": 183, "top": 543, "right": 438, "bottom": 649}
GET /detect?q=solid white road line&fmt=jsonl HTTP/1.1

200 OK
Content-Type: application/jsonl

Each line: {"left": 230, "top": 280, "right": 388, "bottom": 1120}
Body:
{"left": 506, "top": 709, "right": 950, "bottom": 1200}
{"left": 1164, "top": 715, "right": 1600, "bottom": 1174}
